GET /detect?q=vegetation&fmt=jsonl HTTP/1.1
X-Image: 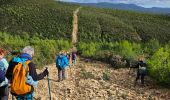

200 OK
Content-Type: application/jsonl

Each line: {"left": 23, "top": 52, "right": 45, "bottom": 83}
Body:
{"left": 77, "top": 40, "right": 170, "bottom": 85}
{"left": 0, "top": 0, "right": 79, "bottom": 40}
{"left": 0, "top": 32, "right": 72, "bottom": 68}
{"left": 78, "top": 7, "right": 170, "bottom": 43}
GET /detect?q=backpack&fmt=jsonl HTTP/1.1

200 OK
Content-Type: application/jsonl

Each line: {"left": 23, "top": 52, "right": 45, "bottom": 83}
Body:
{"left": 10, "top": 57, "right": 32, "bottom": 95}
{"left": 72, "top": 52, "right": 76, "bottom": 60}
{"left": 138, "top": 62, "right": 146, "bottom": 74}
{"left": 0, "top": 58, "right": 6, "bottom": 83}
{"left": 56, "top": 56, "right": 64, "bottom": 69}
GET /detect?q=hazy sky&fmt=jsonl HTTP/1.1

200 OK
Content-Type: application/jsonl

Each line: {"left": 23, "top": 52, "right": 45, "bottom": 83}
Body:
{"left": 61, "top": 0, "right": 170, "bottom": 8}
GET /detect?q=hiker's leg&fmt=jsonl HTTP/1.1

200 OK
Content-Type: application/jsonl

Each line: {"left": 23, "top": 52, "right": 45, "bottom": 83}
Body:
{"left": 141, "top": 74, "right": 145, "bottom": 86}
{"left": 0, "top": 85, "right": 9, "bottom": 100}
{"left": 62, "top": 69, "right": 66, "bottom": 80}
{"left": 58, "top": 68, "right": 62, "bottom": 81}
{"left": 134, "top": 72, "right": 140, "bottom": 86}
{"left": 72, "top": 60, "right": 75, "bottom": 65}
{"left": 135, "top": 72, "right": 140, "bottom": 81}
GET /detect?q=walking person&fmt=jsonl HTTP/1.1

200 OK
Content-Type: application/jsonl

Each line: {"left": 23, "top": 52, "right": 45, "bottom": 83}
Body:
{"left": 6, "top": 46, "right": 49, "bottom": 100}
{"left": 56, "top": 50, "right": 69, "bottom": 82}
{"left": 72, "top": 51, "right": 76, "bottom": 65}
{"left": 0, "top": 48, "right": 9, "bottom": 100}
{"left": 134, "top": 57, "right": 147, "bottom": 87}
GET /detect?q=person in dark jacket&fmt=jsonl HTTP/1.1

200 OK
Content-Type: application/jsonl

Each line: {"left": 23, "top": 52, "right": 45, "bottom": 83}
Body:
{"left": 6, "top": 46, "right": 49, "bottom": 100}
{"left": 133, "top": 57, "right": 147, "bottom": 87}
{"left": 72, "top": 51, "right": 76, "bottom": 65}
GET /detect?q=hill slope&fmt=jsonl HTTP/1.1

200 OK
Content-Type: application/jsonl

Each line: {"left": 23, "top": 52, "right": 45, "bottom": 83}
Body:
{"left": 78, "top": 6, "right": 170, "bottom": 43}
{"left": 0, "top": 0, "right": 79, "bottom": 40}
{"left": 0, "top": 0, "right": 170, "bottom": 43}
{"left": 26, "top": 58, "right": 170, "bottom": 100}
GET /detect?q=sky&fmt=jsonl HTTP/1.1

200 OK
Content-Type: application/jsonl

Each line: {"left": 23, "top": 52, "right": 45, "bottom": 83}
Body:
{"left": 60, "top": 0, "right": 170, "bottom": 8}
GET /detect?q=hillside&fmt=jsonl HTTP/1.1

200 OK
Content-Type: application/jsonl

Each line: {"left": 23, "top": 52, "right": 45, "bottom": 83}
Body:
{"left": 0, "top": 0, "right": 79, "bottom": 40}
{"left": 78, "top": 6, "right": 170, "bottom": 43}
{"left": 0, "top": 0, "right": 170, "bottom": 43}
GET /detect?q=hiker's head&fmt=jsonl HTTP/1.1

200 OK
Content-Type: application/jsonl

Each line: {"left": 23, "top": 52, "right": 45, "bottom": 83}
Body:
{"left": 59, "top": 50, "right": 66, "bottom": 55}
{"left": 138, "top": 56, "right": 145, "bottom": 62}
{"left": 22, "top": 46, "right": 34, "bottom": 57}
{"left": 0, "top": 48, "right": 6, "bottom": 58}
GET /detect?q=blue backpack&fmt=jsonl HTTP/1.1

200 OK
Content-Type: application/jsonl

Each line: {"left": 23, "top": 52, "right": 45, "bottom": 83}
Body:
{"left": 56, "top": 56, "right": 64, "bottom": 69}
{"left": 0, "top": 59, "right": 6, "bottom": 83}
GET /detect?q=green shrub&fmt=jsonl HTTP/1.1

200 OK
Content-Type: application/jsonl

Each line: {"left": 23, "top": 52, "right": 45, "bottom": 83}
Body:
{"left": 148, "top": 47, "right": 170, "bottom": 85}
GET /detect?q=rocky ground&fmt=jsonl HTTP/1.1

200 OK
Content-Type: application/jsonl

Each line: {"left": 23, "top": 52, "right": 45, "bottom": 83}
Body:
{"left": 9, "top": 58, "right": 170, "bottom": 100}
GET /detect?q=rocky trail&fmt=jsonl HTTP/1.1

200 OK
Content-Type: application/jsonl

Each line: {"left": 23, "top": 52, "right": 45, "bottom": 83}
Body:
{"left": 33, "top": 58, "right": 170, "bottom": 100}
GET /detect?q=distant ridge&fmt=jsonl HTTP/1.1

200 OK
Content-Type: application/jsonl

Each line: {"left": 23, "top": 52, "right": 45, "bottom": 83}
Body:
{"left": 72, "top": 2, "right": 170, "bottom": 14}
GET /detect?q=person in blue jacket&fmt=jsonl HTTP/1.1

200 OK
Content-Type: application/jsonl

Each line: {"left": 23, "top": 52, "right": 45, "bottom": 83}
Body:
{"left": 0, "top": 48, "right": 9, "bottom": 100}
{"left": 56, "top": 50, "right": 69, "bottom": 82}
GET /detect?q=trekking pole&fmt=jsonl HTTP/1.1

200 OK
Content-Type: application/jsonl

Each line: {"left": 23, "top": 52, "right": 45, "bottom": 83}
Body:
{"left": 46, "top": 67, "right": 52, "bottom": 100}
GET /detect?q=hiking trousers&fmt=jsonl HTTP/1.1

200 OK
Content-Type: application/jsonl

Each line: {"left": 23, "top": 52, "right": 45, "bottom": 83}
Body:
{"left": 72, "top": 60, "right": 76, "bottom": 65}
{"left": 58, "top": 68, "right": 66, "bottom": 81}
{"left": 0, "top": 85, "right": 9, "bottom": 100}
{"left": 135, "top": 72, "right": 145, "bottom": 85}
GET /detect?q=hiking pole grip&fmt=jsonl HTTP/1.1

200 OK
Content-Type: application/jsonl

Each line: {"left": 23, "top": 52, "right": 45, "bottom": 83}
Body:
{"left": 46, "top": 67, "right": 52, "bottom": 100}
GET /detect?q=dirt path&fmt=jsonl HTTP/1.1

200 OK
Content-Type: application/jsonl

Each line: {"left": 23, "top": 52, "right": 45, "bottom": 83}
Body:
{"left": 33, "top": 58, "right": 170, "bottom": 100}
{"left": 72, "top": 7, "right": 81, "bottom": 46}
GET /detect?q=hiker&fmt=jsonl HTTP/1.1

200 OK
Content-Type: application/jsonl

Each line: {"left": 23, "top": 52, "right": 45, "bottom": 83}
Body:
{"left": 72, "top": 51, "right": 76, "bottom": 65}
{"left": 133, "top": 57, "right": 147, "bottom": 87}
{"left": 0, "top": 48, "right": 9, "bottom": 100}
{"left": 66, "top": 51, "right": 71, "bottom": 65}
{"left": 56, "top": 50, "right": 69, "bottom": 82}
{"left": 6, "top": 46, "right": 49, "bottom": 100}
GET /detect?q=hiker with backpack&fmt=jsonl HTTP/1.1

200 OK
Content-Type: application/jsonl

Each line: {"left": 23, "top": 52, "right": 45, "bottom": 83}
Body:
{"left": 0, "top": 48, "right": 9, "bottom": 100}
{"left": 6, "top": 46, "right": 49, "bottom": 100}
{"left": 56, "top": 50, "right": 69, "bottom": 82}
{"left": 133, "top": 57, "right": 147, "bottom": 87}
{"left": 72, "top": 51, "right": 76, "bottom": 65}
{"left": 66, "top": 51, "right": 72, "bottom": 65}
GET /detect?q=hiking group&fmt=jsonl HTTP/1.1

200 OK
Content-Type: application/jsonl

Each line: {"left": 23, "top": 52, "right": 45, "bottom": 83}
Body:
{"left": 0, "top": 46, "right": 147, "bottom": 100}
{"left": 0, "top": 46, "right": 77, "bottom": 100}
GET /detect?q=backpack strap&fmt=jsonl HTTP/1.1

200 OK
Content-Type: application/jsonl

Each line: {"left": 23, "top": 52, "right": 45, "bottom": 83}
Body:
{"left": 23, "top": 60, "right": 31, "bottom": 76}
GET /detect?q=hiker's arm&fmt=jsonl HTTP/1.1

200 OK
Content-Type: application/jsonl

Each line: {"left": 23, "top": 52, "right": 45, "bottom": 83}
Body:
{"left": 29, "top": 62, "right": 47, "bottom": 81}
{"left": 64, "top": 57, "right": 69, "bottom": 67}
{"left": 6, "top": 60, "right": 16, "bottom": 81}
{"left": 131, "top": 63, "right": 139, "bottom": 68}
